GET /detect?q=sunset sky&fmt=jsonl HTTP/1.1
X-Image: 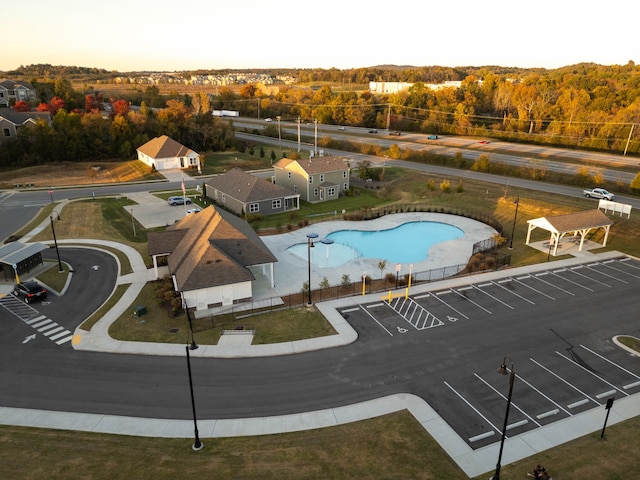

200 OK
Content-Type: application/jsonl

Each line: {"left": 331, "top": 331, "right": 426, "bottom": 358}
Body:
{"left": 3, "top": 0, "right": 637, "bottom": 72}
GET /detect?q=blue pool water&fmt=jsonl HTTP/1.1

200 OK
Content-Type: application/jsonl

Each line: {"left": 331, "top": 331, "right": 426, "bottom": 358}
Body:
{"left": 287, "top": 221, "right": 464, "bottom": 268}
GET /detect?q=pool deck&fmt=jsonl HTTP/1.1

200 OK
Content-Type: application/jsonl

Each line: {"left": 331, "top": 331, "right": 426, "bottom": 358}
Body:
{"left": 254, "top": 213, "right": 499, "bottom": 299}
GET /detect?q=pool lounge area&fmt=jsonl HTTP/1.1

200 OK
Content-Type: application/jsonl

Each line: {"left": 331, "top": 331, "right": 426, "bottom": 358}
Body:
{"left": 254, "top": 213, "right": 499, "bottom": 299}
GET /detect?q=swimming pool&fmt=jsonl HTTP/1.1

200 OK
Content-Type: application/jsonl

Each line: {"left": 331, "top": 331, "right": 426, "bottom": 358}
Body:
{"left": 287, "top": 221, "right": 464, "bottom": 268}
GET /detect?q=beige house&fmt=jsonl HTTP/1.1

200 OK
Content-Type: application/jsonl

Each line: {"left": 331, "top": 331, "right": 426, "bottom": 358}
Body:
{"left": 0, "top": 79, "right": 37, "bottom": 107}
{"left": 147, "top": 206, "right": 276, "bottom": 311}
{"left": 136, "top": 135, "right": 201, "bottom": 172}
{"left": 273, "top": 156, "right": 350, "bottom": 203}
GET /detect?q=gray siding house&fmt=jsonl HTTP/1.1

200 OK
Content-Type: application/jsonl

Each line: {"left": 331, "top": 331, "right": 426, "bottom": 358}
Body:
{"left": 0, "top": 110, "right": 51, "bottom": 143}
{"left": 273, "top": 156, "right": 350, "bottom": 203}
{"left": 205, "top": 168, "right": 299, "bottom": 216}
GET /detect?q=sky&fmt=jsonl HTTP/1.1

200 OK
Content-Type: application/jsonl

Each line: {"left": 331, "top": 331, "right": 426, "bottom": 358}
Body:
{"left": 3, "top": 0, "right": 638, "bottom": 73}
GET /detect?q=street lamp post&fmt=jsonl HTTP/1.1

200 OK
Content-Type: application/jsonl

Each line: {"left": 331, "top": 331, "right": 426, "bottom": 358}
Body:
{"left": 508, "top": 198, "right": 520, "bottom": 250}
{"left": 306, "top": 233, "right": 318, "bottom": 305}
{"left": 185, "top": 343, "right": 203, "bottom": 451}
{"left": 276, "top": 116, "right": 282, "bottom": 148}
{"left": 491, "top": 357, "right": 515, "bottom": 480}
{"left": 50, "top": 215, "right": 64, "bottom": 273}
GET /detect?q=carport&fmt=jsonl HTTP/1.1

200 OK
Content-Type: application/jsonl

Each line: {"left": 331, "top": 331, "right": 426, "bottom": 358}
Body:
{"left": 0, "top": 241, "right": 49, "bottom": 282}
{"left": 525, "top": 209, "right": 613, "bottom": 256}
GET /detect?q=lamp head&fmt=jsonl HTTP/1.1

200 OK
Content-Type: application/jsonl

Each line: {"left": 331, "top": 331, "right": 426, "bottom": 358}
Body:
{"left": 498, "top": 362, "right": 508, "bottom": 375}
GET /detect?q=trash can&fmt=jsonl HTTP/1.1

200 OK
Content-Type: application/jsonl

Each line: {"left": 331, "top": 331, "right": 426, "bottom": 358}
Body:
{"left": 133, "top": 305, "right": 146, "bottom": 317}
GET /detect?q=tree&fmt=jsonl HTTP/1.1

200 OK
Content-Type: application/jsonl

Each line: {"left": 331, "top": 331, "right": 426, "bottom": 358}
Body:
{"left": 112, "top": 99, "right": 130, "bottom": 117}
{"left": 13, "top": 101, "right": 31, "bottom": 112}
{"left": 377, "top": 259, "right": 387, "bottom": 279}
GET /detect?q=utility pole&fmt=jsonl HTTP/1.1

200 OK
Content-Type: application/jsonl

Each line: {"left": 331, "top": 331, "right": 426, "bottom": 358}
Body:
{"left": 314, "top": 118, "right": 318, "bottom": 155}
{"left": 297, "top": 116, "right": 301, "bottom": 152}
{"left": 386, "top": 103, "right": 391, "bottom": 131}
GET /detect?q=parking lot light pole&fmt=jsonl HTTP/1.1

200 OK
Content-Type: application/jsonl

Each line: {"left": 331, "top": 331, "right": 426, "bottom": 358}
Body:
{"left": 509, "top": 198, "right": 519, "bottom": 250}
{"left": 306, "top": 233, "right": 318, "bottom": 305}
{"left": 491, "top": 357, "right": 515, "bottom": 480}
{"left": 185, "top": 343, "right": 203, "bottom": 451}
{"left": 50, "top": 215, "right": 64, "bottom": 273}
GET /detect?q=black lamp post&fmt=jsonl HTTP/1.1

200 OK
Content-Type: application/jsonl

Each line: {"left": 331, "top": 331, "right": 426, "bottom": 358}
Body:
{"left": 508, "top": 198, "right": 519, "bottom": 250}
{"left": 491, "top": 357, "right": 515, "bottom": 480}
{"left": 50, "top": 215, "right": 64, "bottom": 273}
{"left": 185, "top": 344, "right": 203, "bottom": 451}
{"left": 306, "top": 233, "right": 318, "bottom": 305}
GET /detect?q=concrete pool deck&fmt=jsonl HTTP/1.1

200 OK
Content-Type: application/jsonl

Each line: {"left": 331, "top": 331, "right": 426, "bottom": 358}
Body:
{"left": 254, "top": 212, "right": 499, "bottom": 299}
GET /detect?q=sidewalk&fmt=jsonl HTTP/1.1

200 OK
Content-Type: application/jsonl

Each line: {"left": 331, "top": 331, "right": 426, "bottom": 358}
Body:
{"left": 1, "top": 197, "right": 637, "bottom": 478}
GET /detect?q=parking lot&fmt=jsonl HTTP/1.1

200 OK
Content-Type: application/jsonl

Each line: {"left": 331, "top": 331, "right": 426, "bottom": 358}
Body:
{"left": 338, "top": 255, "right": 640, "bottom": 449}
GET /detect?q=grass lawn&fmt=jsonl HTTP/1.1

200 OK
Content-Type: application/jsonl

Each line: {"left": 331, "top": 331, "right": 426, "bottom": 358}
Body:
{"left": 4, "top": 159, "right": 640, "bottom": 479}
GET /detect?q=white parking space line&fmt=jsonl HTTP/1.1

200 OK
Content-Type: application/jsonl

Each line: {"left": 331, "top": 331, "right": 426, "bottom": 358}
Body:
{"left": 579, "top": 345, "right": 640, "bottom": 380}
{"left": 490, "top": 280, "right": 536, "bottom": 305}
{"left": 474, "top": 372, "right": 541, "bottom": 427}
{"left": 530, "top": 358, "right": 599, "bottom": 407}
{"left": 555, "top": 351, "right": 628, "bottom": 397}
{"left": 444, "top": 381, "right": 502, "bottom": 442}
{"left": 428, "top": 292, "right": 469, "bottom": 320}
{"left": 450, "top": 289, "right": 492, "bottom": 314}
{"left": 510, "top": 276, "right": 556, "bottom": 300}
{"left": 568, "top": 265, "right": 614, "bottom": 288}
{"left": 359, "top": 305, "right": 393, "bottom": 337}
{"left": 600, "top": 261, "right": 640, "bottom": 279}
{"left": 531, "top": 272, "right": 576, "bottom": 296}
{"left": 471, "top": 284, "right": 514, "bottom": 309}
{"left": 511, "top": 367, "right": 571, "bottom": 416}
{"left": 549, "top": 269, "right": 594, "bottom": 292}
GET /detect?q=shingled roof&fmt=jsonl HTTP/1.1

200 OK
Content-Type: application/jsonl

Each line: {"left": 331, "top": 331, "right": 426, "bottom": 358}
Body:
{"left": 206, "top": 168, "right": 294, "bottom": 202}
{"left": 136, "top": 135, "right": 195, "bottom": 159}
{"left": 274, "top": 156, "right": 348, "bottom": 174}
{"left": 147, "top": 206, "right": 277, "bottom": 291}
{"left": 531, "top": 209, "right": 613, "bottom": 233}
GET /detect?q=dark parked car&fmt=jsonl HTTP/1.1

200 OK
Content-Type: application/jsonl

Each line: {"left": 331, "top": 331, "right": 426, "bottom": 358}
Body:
{"left": 168, "top": 196, "right": 192, "bottom": 206}
{"left": 368, "top": 129, "right": 378, "bottom": 134}
{"left": 390, "top": 131, "right": 402, "bottom": 136}
{"left": 13, "top": 281, "right": 47, "bottom": 303}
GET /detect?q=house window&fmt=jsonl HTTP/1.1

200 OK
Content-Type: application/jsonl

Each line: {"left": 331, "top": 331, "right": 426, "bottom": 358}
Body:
{"left": 320, "top": 174, "right": 324, "bottom": 182}
{"left": 272, "top": 199, "right": 281, "bottom": 209}
{"left": 214, "top": 190, "right": 218, "bottom": 199}
{"left": 189, "top": 157, "right": 198, "bottom": 165}
{"left": 309, "top": 176, "right": 313, "bottom": 184}
{"left": 294, "top": 185, "right": 298, "bottom": 193}
{"left": 328, "top": 187, "right": 336, "bottom": 196}
{"left": 2, "top": 128, "right": 10, "bottom": 137}
{"left": 343, "top": 171, "right": 347, "bottom": 178}
{"left": 344, "top": 183, "right": 348, "bottom": 191}
{"left": 221, "top": 194, "right": 226, "bottom": 203}
{"left": 288, "top": 172, "right": 291, "bottom": 178}
{"left": 249, "top": 203, "right": 259, "bottom": 213}
{"left": 313, "top": 188, "right": 318, "bottom": 197}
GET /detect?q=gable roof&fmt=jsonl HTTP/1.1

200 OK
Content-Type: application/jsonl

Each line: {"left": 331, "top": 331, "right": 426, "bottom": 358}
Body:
{"left": 148, "top": 206, "right": 277, "bottom": 291}
{"left": 0, "top": 79, "right": 36, "bottom": 91}
{"left": 528, "top": 209, "right": 613, "bottom": 233}
{"left": 0, "top": 110, "right": 51, "bottom": 125}
{"left": 206, "top": 168, "right": 296, "bottom": 202}
{"left": 274, "top": 156, "right": 348, "bottom": 174}
{"left": 136, "top": 135, "right": 197, "bottom": 159}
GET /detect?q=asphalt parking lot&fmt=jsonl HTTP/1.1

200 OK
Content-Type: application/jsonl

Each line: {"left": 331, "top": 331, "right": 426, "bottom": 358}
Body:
{"left": 337, "top": 255, "right": 640, "bottom": 449}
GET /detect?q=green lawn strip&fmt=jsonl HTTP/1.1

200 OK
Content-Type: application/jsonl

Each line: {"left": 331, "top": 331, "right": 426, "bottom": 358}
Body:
{"left": 1, "top": 412, "right": 638, "bottom": 480}
{"left": 108, "top": 281, "right": 336, "bottom": 345}
{"left": 618, "top": 335, "right": 640, "bottom": 352}
{"left": 35, "top": 261, "right": 70, "bottom": 293}
{"left": 80, "top": 283, "right": 130, "bottom": 331}
{"left": 0, "top": 411, "right": 463, "bottom": 480}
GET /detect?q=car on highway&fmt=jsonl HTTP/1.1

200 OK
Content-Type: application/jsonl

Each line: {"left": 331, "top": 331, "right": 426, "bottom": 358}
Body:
{"left": 427, "top": 135, "right": 438, "bottom": 140}
{"left": 479, "top": 140, "right": 490, "bottom": 144}
{"left": 264, "top": 117, "right": 273, "bottom": 122}
{"left": 168, "top": 196, "right": 192, "bottom": 206}
{"left": 368, "top": 129, "right": 378, "bottom": 134}
{"left": 390, "top": 131, "right": 402, "bottom": 136}
{"left": 13, "top": 281, "right": 47, "bottom": 303}
{"left": 583, "top": 188, "right": 615, "bottom": 200}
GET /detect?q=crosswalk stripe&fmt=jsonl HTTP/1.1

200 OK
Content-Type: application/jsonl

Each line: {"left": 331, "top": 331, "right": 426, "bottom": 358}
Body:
{"left": 49, "top": 330, "right": 72, "bottom": 341}
{"left": 25, "top": 315, "right": 46, "bottom": 325}
{"left": 43, "top": 326, "right": 64, "bottom": 336}
{"left": 55, "top": 335, "right": 73, "bottom": 345}
{"left": 38, "top": 323, "right": 60, "bottom": 333}
{"left": 31, "top": 319, "right": 52, "bottom": 329}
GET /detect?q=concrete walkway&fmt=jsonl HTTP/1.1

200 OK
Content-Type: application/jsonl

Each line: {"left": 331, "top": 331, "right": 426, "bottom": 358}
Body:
{"left": 1, "top": 195, "right": 638, "bottom": 478}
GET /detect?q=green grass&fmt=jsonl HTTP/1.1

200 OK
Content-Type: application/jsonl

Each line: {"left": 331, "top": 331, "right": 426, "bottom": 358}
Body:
{"left": 35, "top": 260, "right": 70, "bottom": 293}
{"left": 108, "top": 280, "right": 335, "bottom": 344}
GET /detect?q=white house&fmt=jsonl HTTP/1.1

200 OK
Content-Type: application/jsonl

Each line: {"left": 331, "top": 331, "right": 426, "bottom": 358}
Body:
{"left": 136, "top": 135, "right": 201, "bottom": 172}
